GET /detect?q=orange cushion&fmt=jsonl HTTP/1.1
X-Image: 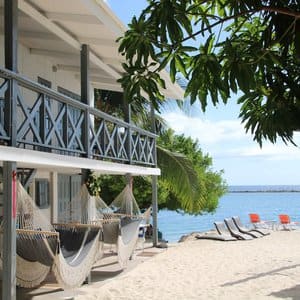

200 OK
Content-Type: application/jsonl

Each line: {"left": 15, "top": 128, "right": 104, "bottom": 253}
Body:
{"left": 249, "top": 213, "right": 260, "bottom": 223}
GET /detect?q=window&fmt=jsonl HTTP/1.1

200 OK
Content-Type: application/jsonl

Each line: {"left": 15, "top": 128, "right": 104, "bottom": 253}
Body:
{"left": 35, "top": 179, "right": 49, "bottom": 208}
{"left": 57, "top": 174, "right": 81, "bottom": 222}
{"left": 58, "top": 86, "right": 81, "bottom": 102}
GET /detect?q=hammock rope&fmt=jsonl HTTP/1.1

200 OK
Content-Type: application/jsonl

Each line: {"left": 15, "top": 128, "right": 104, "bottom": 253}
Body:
{"left": 0, "top": 182, "right": 104, "bottom": 289}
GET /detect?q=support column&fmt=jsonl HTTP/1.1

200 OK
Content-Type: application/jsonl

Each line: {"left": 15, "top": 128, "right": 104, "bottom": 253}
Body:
{"left": 150, "top": 104, "right": 158, "bottom": 246}
{"left": 4, "top": 0, "right": 18, "bottom": 147}
{"left": 81, "top": 44, "right": 91, "bottom": 158}
{"left": 50, "top": 172, "right": 58, "bottom": 223}
{"left": 3, "top": 1, "right": 18, "bottom": 299}
{"left": 2, "top": 162, "right": 17, "bottom": 300}
{"left": 125, "top": 173, "right": 133, "bottom": 215}
{"left": 81, "top": 44, "right": 90, "bottom": 184}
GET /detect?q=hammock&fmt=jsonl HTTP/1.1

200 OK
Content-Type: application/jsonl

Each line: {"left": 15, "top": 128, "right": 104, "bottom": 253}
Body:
{"left": 109, "top": 183, "right": 141, "bottom": 217}
{"left": 69, "top": 181, "right": 143, "bottom": 269}
{"left": 107, "top": 183, "right": 143, "bottom": 267}
{"left": 0, "top": 182, "right": 103, "bottom": 289}
{"left": 117, "top": 217, "right": 141, "bottom": 267}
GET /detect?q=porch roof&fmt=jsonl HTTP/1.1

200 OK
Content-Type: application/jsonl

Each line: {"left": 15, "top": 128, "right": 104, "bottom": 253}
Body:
{"left": 13, "top": 0, "right": 184, "bottom": 100}
{"left": 0, "top": 145, "right": 160, "bottom": 176}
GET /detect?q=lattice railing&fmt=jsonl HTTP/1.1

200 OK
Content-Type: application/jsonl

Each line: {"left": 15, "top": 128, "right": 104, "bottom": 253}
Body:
{"left": 0, "top": 67, "right": 156, "bottom": 166}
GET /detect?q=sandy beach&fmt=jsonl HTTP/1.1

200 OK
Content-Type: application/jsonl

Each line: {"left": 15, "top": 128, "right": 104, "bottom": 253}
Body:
{"left": 60, "top": 230, "right": 300, "bottom": 300}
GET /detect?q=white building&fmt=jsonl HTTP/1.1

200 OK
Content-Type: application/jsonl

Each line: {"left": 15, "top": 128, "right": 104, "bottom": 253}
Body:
{"left": 0, "top": 1, "right": 184, "bottom": 299}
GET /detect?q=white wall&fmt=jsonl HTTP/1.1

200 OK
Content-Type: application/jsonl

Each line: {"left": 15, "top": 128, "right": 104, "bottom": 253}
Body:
{"left": 0, "top": 37, "right": 97, "bottom": 224}
{"left": 0, "top": 35, "right": 95, "bottom": 104}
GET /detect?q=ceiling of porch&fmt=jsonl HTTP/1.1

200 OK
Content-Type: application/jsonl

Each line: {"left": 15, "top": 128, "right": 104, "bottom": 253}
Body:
{"left": 0, "top": 0, "right": 184, "bottom": 99}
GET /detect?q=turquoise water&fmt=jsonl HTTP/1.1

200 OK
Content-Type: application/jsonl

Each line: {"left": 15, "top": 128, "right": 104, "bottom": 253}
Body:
{"left": 157, "top": 188, "right": 300, "bottom": 242}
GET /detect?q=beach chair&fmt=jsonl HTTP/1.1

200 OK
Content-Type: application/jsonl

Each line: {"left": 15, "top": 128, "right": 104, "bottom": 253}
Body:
{"left": 249, "top": 213, "right": 276, "bottom": 230}
{"left": 278, "top": 214, "right": 300, "bottom": 230}
{"left": 232, "top": 216, "right": 269, "bottom": 237}
{"left": 214, "top": 221, "right": 241, "bottom": 241}
{"left": 196, "top": 232, "right": 236, "bottom": 241}
{"left": 196, "top": 224, "right": 237, "bottom": 241}
{"left": 224, "top": 218, "right": 253, "bottom": 240}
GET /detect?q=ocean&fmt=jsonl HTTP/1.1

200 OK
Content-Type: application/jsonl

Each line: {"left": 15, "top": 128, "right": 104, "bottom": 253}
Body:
{"left": 157, "top": 185, "right": 300, "bottom": 242}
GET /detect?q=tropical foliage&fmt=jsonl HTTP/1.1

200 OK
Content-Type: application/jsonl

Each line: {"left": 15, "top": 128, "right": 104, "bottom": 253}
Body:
{"left": 118, "top": 0, "right": 300, "bottom": 146}
{"left": 157, "top": 129, "right": 226, "bottom": 213}
{"left": 89, "top": 128, "right": 227, "bottom": 215}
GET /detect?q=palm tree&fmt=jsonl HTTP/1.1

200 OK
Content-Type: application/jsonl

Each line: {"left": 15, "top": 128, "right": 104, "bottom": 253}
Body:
{"left": 93, "top": 88, "right": 224, "bottom": 213}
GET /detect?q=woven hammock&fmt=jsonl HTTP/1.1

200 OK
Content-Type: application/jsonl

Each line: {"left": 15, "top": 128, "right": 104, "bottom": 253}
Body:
{"left": 0, "top": 182, "right": 103, "bottom": 289}
{"left": 106, "top": 184, "right": 144, "bottom": 267}
{"left": 109, "top": 184, "right": 141, "bottom": 217}
{"left": 63, "top": 184, "right": 113, "bottom": 224}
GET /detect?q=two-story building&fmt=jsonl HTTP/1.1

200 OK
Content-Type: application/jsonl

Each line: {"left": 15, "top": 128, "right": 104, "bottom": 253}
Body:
{"left": 0, "top": 0, "right": 184, "bottom": 299}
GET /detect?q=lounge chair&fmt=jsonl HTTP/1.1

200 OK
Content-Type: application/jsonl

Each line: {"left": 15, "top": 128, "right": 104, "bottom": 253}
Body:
{"left": 249, "top": 213, "right": 276, "bottom": 230}
{"left": 232, "top": 216, "right": 269, "bottom": 237}
{"left": 196, "top": 231, "right": 237, "bottom": 242}
{"left": 214, "top": 221, "right": 250, "bottom": 241}
{"left": 223, "top": 218, "right": 253, "bottom": 240}
{"left": 278, "top": 214, "right": 300, "bottom": 230}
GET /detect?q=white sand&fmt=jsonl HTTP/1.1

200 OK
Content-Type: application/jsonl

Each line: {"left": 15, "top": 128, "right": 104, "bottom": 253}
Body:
{"left": 73, "top": 230, "right": 300, "bottom": 300}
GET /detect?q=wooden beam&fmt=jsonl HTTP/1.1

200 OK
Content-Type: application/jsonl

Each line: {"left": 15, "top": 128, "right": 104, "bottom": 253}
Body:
{"left": 81, "top": 75, "right": 119, "bottom": 85}
{"left": 19, "top": 30, "right": 57, "bottom": 40}
{"left": 45, "top": 12, "right": 102, "bottom": 24}
{"left": 19, "top": 0, "right": 121, "bottom": 79}
{"left": 79, "top": 0, "right": 126, "bottom": 36}
{"left": 78, "top": 36, "right": 117, "bottom": 47}
{"left": 55, "top": 64, "right": 111, "bottom": 78}
{"left": 102, "top": 57, "right": 125, "bottom": 66}
{"left": 91, "top": 82, "right": 123, "bottom": 93}
{"left": 30, "top": 48, "right": 78, "bottom": 59}
{"left": 19, "top": 1, "right": 80, "bottom": 50}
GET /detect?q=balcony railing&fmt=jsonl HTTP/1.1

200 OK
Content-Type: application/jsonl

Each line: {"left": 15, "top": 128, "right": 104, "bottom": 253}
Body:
{"left": 0, "top": 67, "right": 156, "bottom": 166}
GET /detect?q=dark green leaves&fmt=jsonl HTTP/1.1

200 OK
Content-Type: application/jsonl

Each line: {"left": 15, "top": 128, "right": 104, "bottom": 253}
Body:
{"left": 118, "top": 0, "right": 300, "bottom": 145}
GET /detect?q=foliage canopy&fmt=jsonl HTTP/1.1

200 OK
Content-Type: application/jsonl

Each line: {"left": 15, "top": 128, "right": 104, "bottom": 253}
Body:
{"left": 118, "top": 0, "right": 300, "bottom": 146}
{"left": 91, "top": 129, "right": 226, "bottom": 215}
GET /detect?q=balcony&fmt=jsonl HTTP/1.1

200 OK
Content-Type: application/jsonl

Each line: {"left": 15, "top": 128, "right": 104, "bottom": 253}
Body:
{"left": 0, "top": 67, "right": 156, "bottom": 167}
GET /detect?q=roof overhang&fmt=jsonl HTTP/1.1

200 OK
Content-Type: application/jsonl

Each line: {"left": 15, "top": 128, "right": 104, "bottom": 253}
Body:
{"left": 0, "top": 146, "right": 160, "bottom": 176}
{"left": 10, "top": 0, "right": 184, "bottom": 100}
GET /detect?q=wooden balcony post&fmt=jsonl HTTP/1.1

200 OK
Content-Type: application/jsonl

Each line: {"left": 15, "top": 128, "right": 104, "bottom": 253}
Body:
{"left": 2, "top": 162, "right": 17, "bottom": 300}
{"left": 123, "top": 100, "right": 132, "bottom": 164}
{"left": 81, "top": 44, "right": 91, "bottom": 159}
{"left": 4, "top": 0, "right": 18, "bottom": 147}
{"left": 81, "top": 44, "right": 90, "bottom": 185}
{"left": 150, "top": 104, "right": 158, "bottom": 247}
{"left": 3, "top": 1, "right": 18, "bottom": 299}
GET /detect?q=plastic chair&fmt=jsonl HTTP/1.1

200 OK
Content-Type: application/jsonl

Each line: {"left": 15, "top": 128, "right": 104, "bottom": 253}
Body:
{"left": 278, "top": 214, "right": 300, "bottom": 230}
{"left": 249, "top": 213, "right": 276, "bottom": 230}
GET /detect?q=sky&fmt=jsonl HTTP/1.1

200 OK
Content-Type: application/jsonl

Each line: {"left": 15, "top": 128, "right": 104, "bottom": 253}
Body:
{"left": 105, "top": 1, "right": 300, "bottom": 186}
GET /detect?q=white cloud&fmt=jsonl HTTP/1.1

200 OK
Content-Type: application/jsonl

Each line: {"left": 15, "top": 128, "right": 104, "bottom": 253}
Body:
{"left": 162, "top": 111, "right": 249, "bottom": 145}
{"left": 238, "top": 143, "right": 300, "bottom": 160}
{"left": 162, "top": 111, "right": 300, "bottom": 161}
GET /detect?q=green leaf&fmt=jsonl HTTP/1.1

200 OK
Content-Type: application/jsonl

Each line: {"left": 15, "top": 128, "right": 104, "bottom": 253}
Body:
{"left": 169, "top": 57, "right": 176, "bottom": 83}
{"left": 175, "top": 55, "right": 188, "bottom": 78}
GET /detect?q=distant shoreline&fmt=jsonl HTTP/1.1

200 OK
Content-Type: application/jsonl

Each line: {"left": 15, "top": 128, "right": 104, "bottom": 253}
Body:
{"left": 229, "top": 190, "right": 300, "bottom": 193}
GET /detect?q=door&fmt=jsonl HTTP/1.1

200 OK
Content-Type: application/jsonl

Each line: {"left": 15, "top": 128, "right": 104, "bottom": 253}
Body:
{"left": 57, "top": 174, "right": 81, "bottom": 223}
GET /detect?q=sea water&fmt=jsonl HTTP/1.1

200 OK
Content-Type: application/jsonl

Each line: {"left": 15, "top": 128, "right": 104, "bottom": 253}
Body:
{"left": 157, "top": 186, "right": 300, "bottom": 242}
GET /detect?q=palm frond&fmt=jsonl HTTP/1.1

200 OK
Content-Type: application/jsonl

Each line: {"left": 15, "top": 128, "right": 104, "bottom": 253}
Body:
{"left": 157, "top": 145, "right": 200, "bottom": 209}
